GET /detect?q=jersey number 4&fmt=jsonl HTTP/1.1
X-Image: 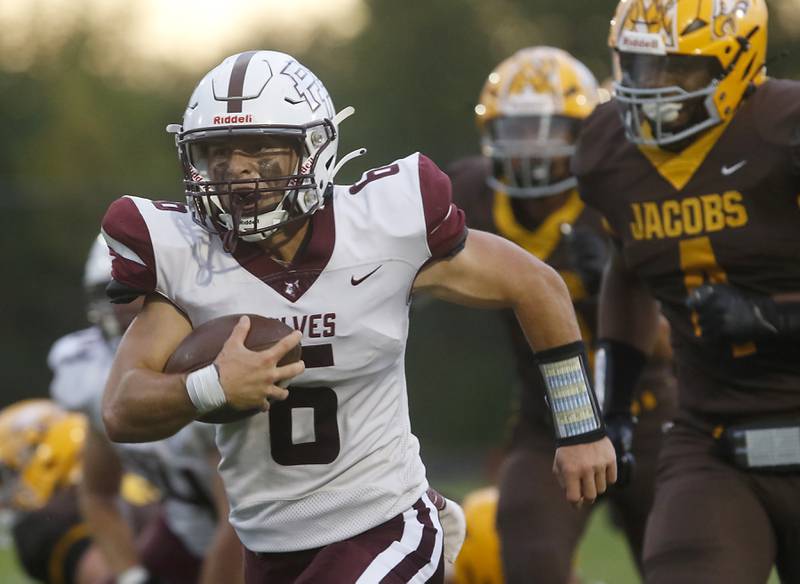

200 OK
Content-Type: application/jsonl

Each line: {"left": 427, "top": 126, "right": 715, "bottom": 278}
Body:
{"left": 269, "top": 344, "right": 340, "bottom": 465}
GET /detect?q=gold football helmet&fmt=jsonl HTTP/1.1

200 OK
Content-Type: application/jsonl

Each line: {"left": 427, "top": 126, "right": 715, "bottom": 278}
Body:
{"left": 0, "top": 400, "right": 86, "bottom": 511}
{"left": 609, "top": 0, "right": 768, "bottom": 146}
{"left": 451, "top": 487, "right": 503, "bottom": 584}
{"left": 475, "top": 46, "right": 599, "bottom": 198}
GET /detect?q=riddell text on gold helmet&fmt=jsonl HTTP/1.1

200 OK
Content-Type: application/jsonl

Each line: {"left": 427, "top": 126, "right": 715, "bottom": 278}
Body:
{"left": 608, "top": 0, "right": 768, "bottom": 146}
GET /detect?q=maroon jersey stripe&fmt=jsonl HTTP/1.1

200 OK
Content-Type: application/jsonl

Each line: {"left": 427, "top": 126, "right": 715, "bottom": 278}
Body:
{"left": 419, "top": 154, "right": 467, "bottom": 260}
{"left": 322, "top": 514, "right": 407, "bottom": 582}
{"left": 101, "top": 197, "right": 156, "bottom": 294}
{"left": 231, "top": 199, "right": 336, "bottom": 302}
{"left": 383, "top": 499, "right": 438, "bottom": 582}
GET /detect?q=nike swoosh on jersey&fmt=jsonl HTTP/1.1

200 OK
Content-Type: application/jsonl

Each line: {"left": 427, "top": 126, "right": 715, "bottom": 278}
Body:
{"left": 351, "top": 265, "right": 382, "bottom": 286}
{"left": 721, "top": 160, "right": 747, "bottom": 176}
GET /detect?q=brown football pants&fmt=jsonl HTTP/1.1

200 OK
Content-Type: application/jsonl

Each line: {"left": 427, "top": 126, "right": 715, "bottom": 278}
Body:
{"left": 642, "top": 420, "right": 800, "bottom": 584}
{"left": 496, "top": 410, "right": 664, "bottom": 584}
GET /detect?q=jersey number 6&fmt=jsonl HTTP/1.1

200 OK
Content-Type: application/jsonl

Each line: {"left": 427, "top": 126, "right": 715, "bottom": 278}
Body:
{"left": 269, "top": 344, "right": 340, "bottom": 465}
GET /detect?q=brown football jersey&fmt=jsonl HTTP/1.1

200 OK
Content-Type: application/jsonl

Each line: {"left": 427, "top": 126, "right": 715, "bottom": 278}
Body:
{"left": 448, "top": 156, "right": 675, "bottom": 424}
{"left": 12, "top": 487, "right": 91, "bottom": 584}
{"left": 574, "top": 79, "right": 800, "bottom": 419}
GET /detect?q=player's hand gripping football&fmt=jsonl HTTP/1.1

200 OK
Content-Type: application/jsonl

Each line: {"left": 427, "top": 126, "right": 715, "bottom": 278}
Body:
{"left": 553, "top": 436, "right": 617, "bottom": 508}
{"left": 214, "top": 316, "right": 305, "bottom": 411}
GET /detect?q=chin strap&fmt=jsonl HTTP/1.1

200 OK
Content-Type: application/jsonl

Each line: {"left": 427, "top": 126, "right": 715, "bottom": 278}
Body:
{"left": 220, "top": 203, "right": 290, "bottom": 247}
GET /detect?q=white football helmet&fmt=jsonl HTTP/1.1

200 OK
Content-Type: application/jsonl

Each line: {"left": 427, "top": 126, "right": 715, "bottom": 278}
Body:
{"left": 83, "top": 234, "right": 119, "bottom": 338}
{"left": 168, "top": 50, "right": 364, "bottom": 251}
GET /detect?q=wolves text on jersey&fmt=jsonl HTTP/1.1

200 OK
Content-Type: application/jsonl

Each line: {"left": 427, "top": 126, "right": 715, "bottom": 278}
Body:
{"left": 277, "top": 313, "right": 336, "bottom": 338}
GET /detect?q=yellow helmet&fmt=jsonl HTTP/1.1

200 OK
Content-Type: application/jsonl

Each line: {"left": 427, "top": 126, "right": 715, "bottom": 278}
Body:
{"left": 475, "top": 46, "right": 599, "bottom": 199}
{"left": 609, "top": 0, "right": 768, "bottom": 146}
{"left": 452, "top": 487, "right": 504, "bottom": 584}
{"left": 0, "top": 400, "right": 87, "bottom": 511}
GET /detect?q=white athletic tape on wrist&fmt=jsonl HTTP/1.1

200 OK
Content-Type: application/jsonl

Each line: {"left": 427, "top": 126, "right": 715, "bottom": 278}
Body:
{"left": 185, "top": 363, "right": 227, "bottom": 414}
{"left": 540, "top": 355, "right": 602, "bottom": 441}
{"left": 117, "top": 565, "right": 149, "bottom": 584}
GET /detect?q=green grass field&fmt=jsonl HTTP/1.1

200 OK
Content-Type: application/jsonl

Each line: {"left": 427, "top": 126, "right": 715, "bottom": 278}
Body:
{"left": 0, "top": 506, "right": 780, "bottom": 583}
{"left": 0, "top": 519, "right": 638, "bottom": 584}
{"left": 435, "top": 475, "right": 779, "bottom": 583}
{"left": 0, "top": 546, "right": 33, "bottom": 584}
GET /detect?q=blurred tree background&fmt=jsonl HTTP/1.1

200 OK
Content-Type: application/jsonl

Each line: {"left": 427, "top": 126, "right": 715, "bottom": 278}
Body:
{"left": 2, "top": 0, "right": 800, "bottom": 483}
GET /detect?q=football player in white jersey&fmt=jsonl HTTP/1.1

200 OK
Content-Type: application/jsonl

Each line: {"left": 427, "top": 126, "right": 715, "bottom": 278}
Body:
{"left": 48, "top": 236, "right": 243, "bottom": 584}
{"left": 100, "top": 50, "right": 616, "bottom": 583}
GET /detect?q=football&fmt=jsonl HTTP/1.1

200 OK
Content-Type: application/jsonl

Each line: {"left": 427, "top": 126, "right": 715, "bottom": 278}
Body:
{"left": 164, "top": 314, "right": 301, "bottom": 423}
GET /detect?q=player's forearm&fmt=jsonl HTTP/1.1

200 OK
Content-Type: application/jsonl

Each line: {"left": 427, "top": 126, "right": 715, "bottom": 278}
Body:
{"left": 512, "top": 259, "right": 582, "bottom": 350}
{"left": 595, "top": 248, "right": 660, "bottom": 415}
{"left": 103, "top": 368, "right": 196, "bottom": 442}
{"left": 415, "top": 230, "right": 582, "bottom": 348}
{"left": 518, "top": 268, "right": 607, "bottom": 446}
{"left": 454, "top": 231, "right": 603, "bottom": 444}
{"left": 198, "top": 523, "right": 244, "bottom": 584}
{"left": 78, "top": 490, "right": 140, "bottom": 574}
{"left": 597, "top": 248, "right": 660, "bottom": 352}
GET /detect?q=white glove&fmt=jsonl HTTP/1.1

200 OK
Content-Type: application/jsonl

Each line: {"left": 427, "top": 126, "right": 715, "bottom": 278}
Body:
{"left": 117, "top": 566, "right": 151, "bottom": 584}
{"left": 437, "top": 496, "right": 467, "bottom": 564}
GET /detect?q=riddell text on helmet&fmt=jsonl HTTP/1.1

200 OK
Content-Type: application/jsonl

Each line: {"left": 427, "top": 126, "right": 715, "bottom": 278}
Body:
{"left": 213, "top": 114, "right": 254, "bottom": 124}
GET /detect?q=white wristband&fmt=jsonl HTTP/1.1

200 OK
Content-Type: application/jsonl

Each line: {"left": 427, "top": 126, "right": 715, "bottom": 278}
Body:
{"left": 117, "top": 565, "right": 149, "bottom": 584}
{"left": 185, "top": 363, "right": 227, "bottom": 414}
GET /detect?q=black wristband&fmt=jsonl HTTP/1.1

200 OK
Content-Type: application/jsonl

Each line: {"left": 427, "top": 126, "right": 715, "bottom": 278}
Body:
{"left": 535, "top": 340, "right": 606, "bottom": 447}
{"left": 594, "top": 339, "right": 647, "bottom": 416}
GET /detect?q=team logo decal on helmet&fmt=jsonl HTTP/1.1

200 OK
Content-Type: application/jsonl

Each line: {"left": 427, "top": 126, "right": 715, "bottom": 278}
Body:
{"left": 618, "top": 0, "right": 678, "bottom": 54}
{"left": 713, "top": 0, "right": 752, "bottom": 37}
{"left": 506, "top": 59, "right": 560, "bottom": 108}
{"left": 168, "top": 50, "right": 364, "bottom": 252}
{"left": 610, "top": 0, "right": 767, "bottom": 146}
{"left": 280, "top": 61, "right": 334, "bottom": 115}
